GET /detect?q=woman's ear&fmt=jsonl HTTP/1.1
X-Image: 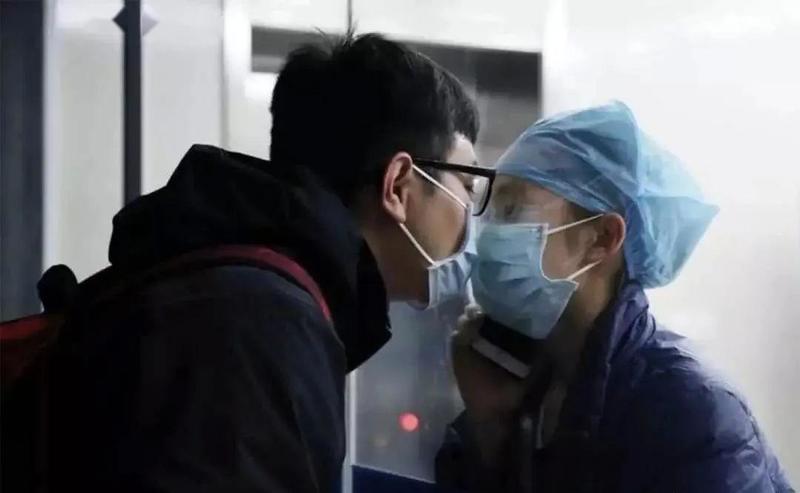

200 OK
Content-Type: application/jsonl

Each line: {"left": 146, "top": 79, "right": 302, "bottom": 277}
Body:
{"left": 586, "top": 213, "right": 626, "bottom": 263}
{"left": 381, "top": 152, "right": 415, "bottom": 224}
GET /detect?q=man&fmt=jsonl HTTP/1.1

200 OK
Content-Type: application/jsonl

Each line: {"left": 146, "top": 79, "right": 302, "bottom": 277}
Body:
{"left": 45, "top": 33, "right": 487, "bottom": 492}
{"left": 437, "top": 102, "right": 793, "bottom": 492}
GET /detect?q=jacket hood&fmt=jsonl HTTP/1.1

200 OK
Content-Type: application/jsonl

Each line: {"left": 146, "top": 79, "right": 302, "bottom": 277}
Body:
{"left": 109, "top": 145, "right": 390, "bottom": 369}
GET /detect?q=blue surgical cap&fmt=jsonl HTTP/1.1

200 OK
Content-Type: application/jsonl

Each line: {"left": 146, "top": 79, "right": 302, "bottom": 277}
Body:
{"left": 497, "top": 101, "right": 719, "bottom": 288}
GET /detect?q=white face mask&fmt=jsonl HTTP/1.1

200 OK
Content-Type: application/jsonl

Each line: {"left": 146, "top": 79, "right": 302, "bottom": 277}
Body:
{"left": 398, "top": 165, "right": 476, "bottom": 310}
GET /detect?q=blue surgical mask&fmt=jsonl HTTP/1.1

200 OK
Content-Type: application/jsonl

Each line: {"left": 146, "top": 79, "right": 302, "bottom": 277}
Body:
{"left": 426, "top": 213, "right": 476, "bottom": 308}
{"left": 473, "top": 215, "right": 602, "bottom": 340}
{"left": 399, "top": 166, "right": 476, "bottom": 310}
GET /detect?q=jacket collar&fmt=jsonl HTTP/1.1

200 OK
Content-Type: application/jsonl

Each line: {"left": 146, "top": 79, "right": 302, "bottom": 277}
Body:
{"left": 556, "top": 281, "right": 655, "bottom": 440}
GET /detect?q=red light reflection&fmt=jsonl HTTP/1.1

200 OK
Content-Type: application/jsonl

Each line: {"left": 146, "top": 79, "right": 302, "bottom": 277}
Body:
{"left": 399, "top": 412, "right": 420, "bottom": 432}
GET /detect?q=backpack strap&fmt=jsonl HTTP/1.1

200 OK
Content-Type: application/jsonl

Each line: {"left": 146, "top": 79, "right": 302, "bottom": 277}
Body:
{"left": 87, "top": 244, "right": 333, "bottom": 324}
{"left": 0, "top": 244, "right": 332, "bottom": 386}
{"left": 153, "top": 245, "right": 333, "bottom": 323}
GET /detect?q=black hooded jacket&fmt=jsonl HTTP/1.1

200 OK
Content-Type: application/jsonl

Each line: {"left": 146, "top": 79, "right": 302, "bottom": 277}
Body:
{"left": 47, "top": 145, "right": 391, "bottom": 492}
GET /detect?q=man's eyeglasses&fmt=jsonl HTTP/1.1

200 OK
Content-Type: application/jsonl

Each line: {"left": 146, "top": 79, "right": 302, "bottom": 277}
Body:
{"left": 413, "top": 158, "right": 496, "bottom": 216}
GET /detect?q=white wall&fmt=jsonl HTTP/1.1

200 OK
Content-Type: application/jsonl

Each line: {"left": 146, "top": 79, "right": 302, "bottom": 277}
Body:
{"left": 223, "top": 0, "right": 294, "bottom": 159}
{"left": 142, "top": 0, "right": 223, "bottom": 193}
{"left": 543, "top": 0, "right": 800, "bottom": 481}
{"left": 353, "top": 0, "right": 545, "bottom": 52}
{"left": 44, "top": 0, "right": 123, "bottom": 279}
{"left": 249, "top": 0, "right": 346, "bottom": 32}
{"left": 44, "top": 0, "right": 224, "bottom": 279}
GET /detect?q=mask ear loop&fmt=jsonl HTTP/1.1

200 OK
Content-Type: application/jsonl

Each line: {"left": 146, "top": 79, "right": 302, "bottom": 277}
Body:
{"left": 566, "top": 260, "right": 602, "bottom": 281}
{"left": 412, "top": 165, "right": 468, "bottom": 210}
{"left": 546, "top": 213, "right": 606, "bottom": 281}
{"left": 398, "top": 164, "right": 471, "bottom": 267}
{"left": 547, "top": 213, "right": 604, "bottom": 235}
{"left": 398, "top": 222, "right": 436, "bottom": 266}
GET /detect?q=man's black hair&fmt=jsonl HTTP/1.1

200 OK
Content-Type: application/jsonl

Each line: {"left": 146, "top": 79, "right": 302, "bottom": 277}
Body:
{"left": 270, "top": 31, "right": 479, "bottom": 206}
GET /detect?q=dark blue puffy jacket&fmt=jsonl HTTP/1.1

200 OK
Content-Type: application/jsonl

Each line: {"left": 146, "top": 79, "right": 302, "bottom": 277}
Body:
{"left": 437, "top": 282, "right": 794, "bottom": 492}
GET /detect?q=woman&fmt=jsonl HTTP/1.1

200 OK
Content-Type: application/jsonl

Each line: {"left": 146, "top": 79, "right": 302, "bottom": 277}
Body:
{"left": 437, "top": 102, "right": 794, "bottom": 492}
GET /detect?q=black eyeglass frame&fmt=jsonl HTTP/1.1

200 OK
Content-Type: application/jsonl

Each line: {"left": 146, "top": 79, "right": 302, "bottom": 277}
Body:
{"left": 412, "top": 158, "right": 496, "bottom": 216}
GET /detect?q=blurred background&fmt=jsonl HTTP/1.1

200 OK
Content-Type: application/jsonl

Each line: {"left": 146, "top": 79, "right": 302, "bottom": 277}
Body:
{"left": 2, "top": 0, "right": 798, "bottom": 489}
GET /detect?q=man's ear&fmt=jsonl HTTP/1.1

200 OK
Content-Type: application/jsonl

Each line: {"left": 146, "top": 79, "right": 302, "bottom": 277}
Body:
{"left": 586, "top": 213, "right": 626, "bottom": 263}
{"left": 381, "top": 152, "right": 415, "bottom": 224}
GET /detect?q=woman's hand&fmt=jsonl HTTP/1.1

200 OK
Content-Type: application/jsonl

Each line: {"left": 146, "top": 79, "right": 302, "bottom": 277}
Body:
{"left": 451, "top": 305, "right": 528, "bottom": 466}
